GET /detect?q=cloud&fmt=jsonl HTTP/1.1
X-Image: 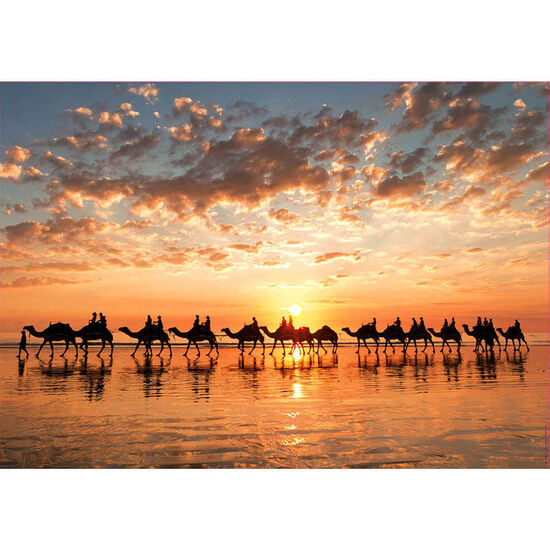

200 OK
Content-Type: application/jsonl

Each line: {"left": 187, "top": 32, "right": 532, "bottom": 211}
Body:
{"left": 41, "top": 151, "right": 73, "bottom": 169}
{"left": 110, "top": 132, "right": 158, "bottom": 161}
{"left": 312, "top": 251, "right": 362, "bottom": 264}
{"left": 99, "top": 111, "right": 123, "bottom": 128}
{"left": 128, "top": 83, "right": 159, "bottom": 104}
{"left": 524, "top": 161, "right": 549, "bottom": 184}
{"left": 51, "top": 135, "right": 108, "bottom": 151}
{"left": 0, "top": 276, "right": 87, "bottom": 288}
{"left": 388, "top": 147, "right": 428, "bottom": 174}
{"left": 453, "top": 82, "right": 500, "bottom": 99}
{"left": 268, "top": 208, "right": 299, "bottom": 223}
{"left": 0, "top": 163, "right": 22, "bottom": 180}
{"left": 371, "top": 172, "right": 426, "bottom": 199}
{"left": 5, "top": 146, "right": 31, "bottom": 163}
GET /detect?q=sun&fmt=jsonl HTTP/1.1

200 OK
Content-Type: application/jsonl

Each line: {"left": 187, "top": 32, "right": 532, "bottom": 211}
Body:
{"left": 284, "top": 304, "right": 303, "bottom": 317}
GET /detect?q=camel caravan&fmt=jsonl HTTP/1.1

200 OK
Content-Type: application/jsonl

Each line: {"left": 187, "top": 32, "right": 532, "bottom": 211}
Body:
{"left": 19, "top": 311, "right": 529, "bottom": 359}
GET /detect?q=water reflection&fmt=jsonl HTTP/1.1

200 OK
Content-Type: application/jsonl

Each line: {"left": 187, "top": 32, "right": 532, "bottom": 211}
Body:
{"left": 2, "top": 346, "right": 546, "bottom": 468}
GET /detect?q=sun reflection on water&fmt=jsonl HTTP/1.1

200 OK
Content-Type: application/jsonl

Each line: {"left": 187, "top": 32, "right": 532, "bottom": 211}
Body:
{"left": 292, "top": 382, "right": 303, "bottom": 399}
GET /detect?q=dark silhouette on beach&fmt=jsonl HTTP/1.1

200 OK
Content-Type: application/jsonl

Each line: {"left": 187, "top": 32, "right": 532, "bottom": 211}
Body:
{"left": 118, "top": 320, "right": 172, "bottom": 357}
{"left": 17, "top": 330, "right": 29, "bottom": 359}
{"left": 428, "top": 320, "right": 462, "bottom": 352}
{"left": 222, "top": 319, "right": 265, "bottom": 355}
{"left": 463, "top": 317, "right": 501, "bottom": 353}
{"left": 497, "top": 321, "right": 529, "bottom": 351}
{"left": 259, "top": 320, "right": 314, "bottom": 356}
{"left": 24, "top": 323, "right": 79, "bottom": 358}
{"left": 311, "top": 326, "right": 338, "bottom": 354}
{"left": 169, "top": 316, "right": 219, "bottom": 357}
{"left": 77, "top": 313, "right": 114, "bottom": 357}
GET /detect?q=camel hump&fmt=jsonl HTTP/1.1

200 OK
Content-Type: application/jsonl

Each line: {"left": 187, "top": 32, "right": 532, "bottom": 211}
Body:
{"left": 48, "top": 322, "right": 70, "bottom": 331}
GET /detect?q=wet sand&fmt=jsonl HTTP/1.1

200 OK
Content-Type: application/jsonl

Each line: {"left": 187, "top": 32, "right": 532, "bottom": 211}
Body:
{"left": 1, "top": 346, "right": 547, "bottom": 468}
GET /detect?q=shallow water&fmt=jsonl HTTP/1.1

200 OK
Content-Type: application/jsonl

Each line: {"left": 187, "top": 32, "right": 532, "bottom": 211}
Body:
{"left": 1, "top": 345, "right": 547, "bottom": 468}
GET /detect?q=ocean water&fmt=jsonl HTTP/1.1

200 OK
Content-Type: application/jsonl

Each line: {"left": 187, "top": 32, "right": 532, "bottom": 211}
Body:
{"left": 0, "top": 345, "right": 547, "bottom": 468}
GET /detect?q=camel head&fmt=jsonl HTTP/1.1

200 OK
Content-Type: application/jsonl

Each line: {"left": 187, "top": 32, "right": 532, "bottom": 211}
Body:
{"left": 221, "top": 328, "right": 230, "bottom": 334}
{"left": 23, "top": 325, "right": 34, "bottom": 332}
{"left": 118, "top": 326, "right": 129, "bottom": 332}
{"left": 168, "top": 327, "right": 177, "bottom": 334}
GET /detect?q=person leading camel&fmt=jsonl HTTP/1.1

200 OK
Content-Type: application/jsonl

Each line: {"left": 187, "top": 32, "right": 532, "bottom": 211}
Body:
{"left": 18, "top": 330, "right": 29, "bottom": 359}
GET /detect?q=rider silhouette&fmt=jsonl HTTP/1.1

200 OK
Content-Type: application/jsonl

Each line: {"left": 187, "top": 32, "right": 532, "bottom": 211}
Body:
{"left": 281, "top": 316, "right": 287, "bottom": 328}
{"left": 155, "top": 315, "right": 163, "bottom": 330}
{"left": 488, "top": 318, "right": 494, "bottom": 329}
{"left": 288, "top": 315, "right": 294, "bottom": 328}
{"left": 193, "top": 315, "right": 200, "bottom": 329}
{"left": 204, "top": 315, "right": 211, "bottom": 331}
{"left": 371, "top": 317, "right": 377, "bottom": 328}
{"left": 145, "top": 315, "right": 153, "bottom": 327}
{"left": 99, "top": 312, "right": 106, "bottom": 327}
{"left": 394, "top": 316, "right": 401, "bottom": 327}
{"left": 483, "top": 317, "right": 488, "bottom": 326}
{"left": 450, "top": 317, "right": 456, "bottom": 328}
{"left": 412, "top": 317, "right": 418, "bottom": 328}
{"left": 89, "top": 312, "right": 97, "bottom": 325}
{"left": 252, "top": 316, "right": 258, "bottom": 328}
{"left": 419, "top": 317, "right": 425, "bottom": 329}
{"left": 444, "top": 318, "right": 449, "bottom": 327}
{"left": 476, "top": 316, "right": 482, "bottom": 327}
{"left": 514, "top": 319, "right": 521, "bottom": 330}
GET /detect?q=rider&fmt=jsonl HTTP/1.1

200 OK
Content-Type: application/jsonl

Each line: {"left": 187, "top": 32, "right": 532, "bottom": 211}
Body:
{"left": 514, "top": 319, "right": 521, "bottom": 330}
{"left": 412, "top": 317, "right": 418, "bottom": 329}
{"left": 146, "top": 315, "right": 153, "bottom": 327}
{"left": 281, "top": 316, "right": 287, "bottom": 328}
{"left": 99, "top": 312, "right": 106, "bottom": 327}
{"left": 450, "top": 317, "right": 456, "bottom": 328}
{"left": 89, "top": 312, "right": 97, "bottom": 325}
{"left": 204, "top": 315, "right": 211, "bottom": 331}
{"left": 488, "top": 318, "right": 494, "bottom": 329}
{"left": 443, "top": 318, "right": 449, "bottom": 327}
{"left": 371, "top": 317, "right": 377, "bottom": 329}
{"left": 288, "top": 315, "right": 294, "bottom": 329}
{"left": 155, "top": 315, "right": 163, "bottom": 330}
{"left": 419, "top": 317, "right": 425, "bottom": 329}
{"left": 252, "top": 316, "right": 258, "bottom": 328}
{"left": 193, "top": 315, "right": 200, "bottom": 329}
{"left": 483, "top": 317, "right": 489, "bottom": 326}
{"left": 476, "top": 316, "right": 482, "bottom": 327}
{"left": 394, "top": 316, "right": 401, "bottom": 327}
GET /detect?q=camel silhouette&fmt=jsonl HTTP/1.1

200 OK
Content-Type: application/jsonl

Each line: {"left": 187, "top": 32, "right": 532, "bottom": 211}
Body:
{"left": 24, "top": 323, "right": 78, "bottom": 358}
{"left": 342, "top": 324, "right": 408, "bottom": 353}
{"left": 311, "top": 325, "right": 338, "bottom": 354}
{"left": 221, "top": 325, "right": 265, "bottom": 355}
{"left": 168, "top": 326, "right": 219, "bottom": 357}
{"left": 76, "top": 323, "right": 114, "bottom": 357}
{"left": 462, "top": 324, "right": 497, "bottom": 353}
{"left": 404, "top": 325, "right": 435, "bottom": 352}
{"left": 342, "top": 325, "right": 379, "bottom": 353}
{"left": 428, "top": 324, "right": 461, "bottom": 352}
{"left": 118, "top": 325, "right": 172, "bottom": 357}
{"left": 497, "top": 326, "right": 529, "bottom": 351}
{"left": 259, "top": 325, "right": 313, "bottom": 356}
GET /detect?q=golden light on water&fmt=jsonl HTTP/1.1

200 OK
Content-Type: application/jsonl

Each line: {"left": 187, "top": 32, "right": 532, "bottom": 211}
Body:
{"left": 292, "top": 346, "right": 303, "bottom": 361}
{"left": 292, "top": 383, "right": 303, "bottom": 399}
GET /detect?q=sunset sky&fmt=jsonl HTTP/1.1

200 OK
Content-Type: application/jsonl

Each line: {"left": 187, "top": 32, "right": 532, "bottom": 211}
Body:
{"left": 1, "top": 82, "right": 548, "bottom": 333}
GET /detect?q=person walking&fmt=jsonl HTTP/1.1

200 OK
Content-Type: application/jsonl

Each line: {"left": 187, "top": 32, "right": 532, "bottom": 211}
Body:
{"left": 18, "top": 330, "right": 29, "bottom": 359}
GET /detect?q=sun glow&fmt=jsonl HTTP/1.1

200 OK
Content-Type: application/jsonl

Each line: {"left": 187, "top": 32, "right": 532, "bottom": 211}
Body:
{"left": 284, "top": 304, "right": 303, "bottom": 317}
{"left": 292, "top": 346, "right": 303, "bottom": 361}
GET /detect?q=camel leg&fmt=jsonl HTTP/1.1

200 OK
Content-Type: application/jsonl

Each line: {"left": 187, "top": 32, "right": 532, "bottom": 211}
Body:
{"left": 157, "top": 340, "right": 164, "bottom": 356}
{"left": 207, "top": 340, "right": 213, "bottom": 356}
{"left": 375, "top": 340, "right": 379, "bottom": 353}
{"left": 194, "top": 340, "right": 200, "bottom": 357}
{"left": 522, "top": 337, "right": 529, "bottom": 351}
{"left": 422, "top": 339, "right": 427, "bottom": 352}
{"left": 183, "top": 340, "right": 191, "bottom": 357}
{"left": 249, "top": 339, "right": 257, "bottom": 355}
{"left": 319, "top": 341, "right": 327, "bottom": 354}
{"left": 36, "top": 340, "right": 46, "bottom": 357}
{"left": 60, "top": 339, "right": 70, "bottom": 357}
{"left": 110, "top": 341, "right": 114, "bottom": 357}
{"left": 431, "top": 338, "right": 435, "bottom": 352}
{"left": 356, "top": 338, "right": 360, "bottom": 354}
{"left": 413, "top": 339, "right": 418, "bottom": 353}
{"left": 333, "top": 340, "right": 338, "bottom": 354}
{"left": 281, "top": 341, "right": 286, "bottom": 356}
{"left": 98, "top": 339, "right": 105, "bottom": 357}
{"left": 456, "top": 339, "right": 461, "bottom": 352}
{"left": 269, "top": 340, "right": 276, "bottom": 355}
{"left": 131, "top": 341, "right": 140, "bottom": 357}
{"left": 49, "top": 340, "right": 55, "bottom": 357}
{"left": 167, "top": 340, "right": 172, "bottom": 357}
{"left": 363, "top": 339, "right": 371, "bottom": 354}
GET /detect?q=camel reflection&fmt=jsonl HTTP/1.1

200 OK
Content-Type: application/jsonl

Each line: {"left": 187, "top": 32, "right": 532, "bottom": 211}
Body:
{"left": 187, "top": 357, "right": 216, "bottom": 401}
{"left": 78, "top": 355, "right": 112, "bottom": 401}
{"left": 134, "top": 356, "right": 166, "bottom": 398}
{"left": 443, "top": 352, "right": 462, "bottom": 382}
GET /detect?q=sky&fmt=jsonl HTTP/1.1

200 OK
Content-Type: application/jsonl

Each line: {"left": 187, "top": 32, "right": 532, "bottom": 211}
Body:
{"left": 0, "top": 82, "right": 548, "bottom": 333}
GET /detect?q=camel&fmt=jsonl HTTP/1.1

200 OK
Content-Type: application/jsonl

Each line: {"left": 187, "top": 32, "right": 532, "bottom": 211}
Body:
{"left": 342, "top": 325, "right": 379, "bottom": 353}
{"left": 311, "top": 325, "right": 338, "bottom": 354}
{"left": 497, "top": 326, "right": 529, "bottom": 351}
{"left": 24, "top": 323, "right": 79, "bottom": 358}
{"left": 221, "top": 325, "right": 265, "bottom": 355}
{"left": 428, "top": 325, "right": 462, "bottom": 352}
{"left": 169, "top": 326, "right": 219, "bottom": 357}
{"left": 404, "top": 325, "right": 435, "bottom": 352}
{"left": 118, "top": 325, "right": 172, "bottom": 357}
{"left": 377, "top": 325, "right": 408, "bottom": 352}
{"left": 259, "top": 325, "right": 313, "bottom": 355}
{"left": 76, "top": 324, "right": 114, "bottom": 357}
{"left": 462, "top": 324, "right": 496, "bottom": 353}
